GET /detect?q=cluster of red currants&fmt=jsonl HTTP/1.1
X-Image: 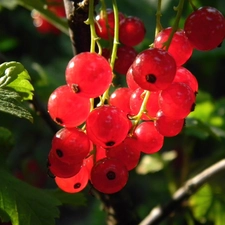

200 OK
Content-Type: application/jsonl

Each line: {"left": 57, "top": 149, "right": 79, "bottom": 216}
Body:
{"left": 47, "top": 6, "right": 225, "bottom": 194}
{"left": 31, "top": 0, "right": 66, "bottom": 35}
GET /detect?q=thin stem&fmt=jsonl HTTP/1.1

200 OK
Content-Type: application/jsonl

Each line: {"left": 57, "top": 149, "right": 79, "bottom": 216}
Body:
{"left": 188, "top": 0, "right": 197, "bottom": 11}
{"left": 163, "top": 0, "right": 185, "bottom": 51}
{"left": 155, "top": 0, "right": 163, "bottom": 37}
{"left": 129, "top": 91, "right": 152, "bottom": 134}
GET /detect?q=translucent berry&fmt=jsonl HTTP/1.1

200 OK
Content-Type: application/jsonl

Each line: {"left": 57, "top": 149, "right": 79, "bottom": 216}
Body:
{"left": 134, "top": 122, "right": 164, "bottom": 154}
{"left": 106, "top": 136, "right": 141, "bottom": 171}
{"left": 119, "top": 16, "right": 146, "bottom": 46}
{"left": 95, "top": 9, "right": 125, "bottom": 40}
{"left": 86, "top": 105, "right": 131, "bottom": 148}
{"left": 154, "top": 110, "right": 185, "bottom": 137}
{"left": 132, "top": 48, "right": 177, "bottom": 92}
{"left": 184, "top": 6, "right": 225, "bottom": 51}
{"left": 126, "top": 66, "right": 140, "bottom": 91}
{"left": 47, "top": 85, "right": 90, "bottom": 127}
{"left": 114, "top": 45, "right": 137, "bottom": 75}
{"left": 130, "top": 88, "right": 160, "bottom": 119}
{"left": 55, "top": 166, "right": 89, "bottom": 193}
{"left": 65, "top": 52, "right": 113, "bottom": 98}
{"left": 50, "top": 127, "right": 90, "bottom": 164}
{"left": 173, "top": 67, "right": 198, "bottom": 93}
{"left": 47, "top": 150, "right": 83, "bottom": 178}
{"left": 90, "top": 157, "right": 128, "bottom": 194}
{"left": 159, "top": 82, "right": 196, "bottom": 119}
{"left": 154, "top": 27, "right": 193, "bottom": 66}
{"left": 109, "top": 87, "right": 132, "bottom": 115}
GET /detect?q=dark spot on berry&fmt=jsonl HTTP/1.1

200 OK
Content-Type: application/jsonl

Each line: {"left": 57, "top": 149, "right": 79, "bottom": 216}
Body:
{"left": 217, "top": 42, "right": 223, "bottom": 48}
{"left": 55, "top": 117, "right": 63, "bottom": 124}
{"left": 56, "top": 149, "right": 63, "bottom": 157}
{"left": 194, "top": 91, "right": 198, "bottom": 96}
{"left": 191, "top": 103, "right": 196, "bottom": 112}
{"left": 74, "top": 183, "right": 81, "bottom": 189}
{"left": 106, "top": 141, "right": 115, "bottom": 146}
{"left": 146, "top": 74, "right": 157, "bottom": 83}
{"left": 106, "top": 171, "right": 116, "bottom": 180}
{"left": 72, "top": 84, "right": 80, "bottom": 93}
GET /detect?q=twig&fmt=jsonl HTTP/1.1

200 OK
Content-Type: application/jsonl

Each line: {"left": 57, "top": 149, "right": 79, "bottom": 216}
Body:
{"left": 139, "top": 159, "right": 225, "bottom": 225}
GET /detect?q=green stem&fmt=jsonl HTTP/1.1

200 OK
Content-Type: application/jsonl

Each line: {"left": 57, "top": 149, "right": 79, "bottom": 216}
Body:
{"left": 155, "top": 0, "right": 163, "bottom": 37}
{"left": 164, "top": 0, "right": 185, "bottom": 51}
{"left": 130, "top": 91, "right": 152, "bottom": 134}
{"left": 188, "top": 0, "right": 197, "bottom": 11}
{"left": 18, "top": 0, "right": 69, "bottom": 35}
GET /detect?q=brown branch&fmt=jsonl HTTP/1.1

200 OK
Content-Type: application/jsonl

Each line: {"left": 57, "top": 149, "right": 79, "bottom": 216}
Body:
{"left": 63, "top": 0, "right": 99, "bottom": 54}
{"left": 139, "top": 159, "right": 225, "bottom": 225}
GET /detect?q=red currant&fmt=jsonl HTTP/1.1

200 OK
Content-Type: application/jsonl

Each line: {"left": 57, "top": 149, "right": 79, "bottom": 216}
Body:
{"left": 126, "top": 66, "right": 140, "bottom": 91}
{"left": 65, "top": 52, "right": 113, "bottom": 98}
{"left": 154, "top": 27, "right": 193, "bottom": 66}
{"left": 159, "top": 82, "right": 196, "bottom": 119}
{"left": 132, "top": 48, "right": 177, "bottom": 92}
{"left": 47, "top": 85, "right": 90, "bottom": 127}
{"left": 134, "top": 122, "right": 164, "bottom": 154}
{"left": 154, "top": 110, "right": 185, "bottom": 137}
{"left": 114, "top": 45, "right": 137, "bottom": 75}
{"left": 184, "top": 6, "right": 225, "bottom": 51}
{"left": 86, "top": 105, "right": 131, "bottom": 148}
{"left": 55, "top": 166, "right": 89, "bottom": 193}
{"left": 90, "top": 157, "right": 128, "bottom": 194}
{"left": 119, "top": 16, "right": 146, "bottom": 46}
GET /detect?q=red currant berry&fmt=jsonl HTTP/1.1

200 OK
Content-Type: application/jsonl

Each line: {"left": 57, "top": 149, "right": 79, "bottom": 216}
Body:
{"left": 114, "top": 45, "right": 137, "bottom": 75}
{"left": 159, "top": 82, "right": 196, "bottom": 119}
{"left": 154, "top": 110, "right": 185, "bottom": 137}
{"left": 86, "top": 105, "right": 131, "bottom": 148}
{"left": 109, "top": 87, "right": 132, "bottom": 115}
{"left": 132, "top": 48, "right": 177, "bottom": 92}
{"left": 130, "top": 88, "right": 160, "bottom": 119}
{"left": 106, "top": 136, "right": 141, "bottom": 171}
{"left": 50, "top": 127, "right": 90, "bottom": 164}
{"left": 65, "top": 52, "right": 113, "bottom": 98}
{"left": 55, "top": 166, "right": 89, "bottom": 193}
{"left": 134, "top": 122, "right": 164, "bottom": 154}
{"left": 48, "top": 150, "right": 83, "bottom": 178}
{"left": 90, "top": 157, "right": 128, "bottom": 194}
{"left": 173, "top": 67, "right": 198, "bottom": 93}
{"left": 184, "top": 6, "right": 225, "bottom": 51}
{"left": 154, "top": 27, "right": 193, "bottom": 66}
{"left": 47, "top": 85, "right": 90, "bottom": 127}
{"left": 126, "top": 66, "right": 140, "bottom": 91}
{"left": 95, "top": 9, "right": 125, "bottom": 40}
{"left": 119, "top": 16, "right": 146, "bottom": 46}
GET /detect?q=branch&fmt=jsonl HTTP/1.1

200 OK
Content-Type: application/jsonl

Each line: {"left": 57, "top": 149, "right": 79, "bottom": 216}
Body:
{"left": 139, "top": 159, "right": 225, "bottom": 225}
{"left": 63, "top": 0, "right": 99, "bottom": 54}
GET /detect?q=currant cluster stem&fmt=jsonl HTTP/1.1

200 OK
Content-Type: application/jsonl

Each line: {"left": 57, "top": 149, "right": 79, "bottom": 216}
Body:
{"left": 164, "top": 0, "right": 184, "bottom": 50}
{"left": 155, "top": 0, "right": 163, "bottom": 36}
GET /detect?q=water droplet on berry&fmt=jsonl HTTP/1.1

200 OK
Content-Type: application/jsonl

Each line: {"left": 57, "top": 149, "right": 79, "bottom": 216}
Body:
{"left": 106, "top": 171, "right": 116, "bottom": 180}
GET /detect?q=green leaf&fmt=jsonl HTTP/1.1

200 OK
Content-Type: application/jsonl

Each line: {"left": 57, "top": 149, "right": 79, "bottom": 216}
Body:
{"left": 0, "top": 88, "right": 33, "bottom": 122}
{"left": 0, "top": 169, "right": 61, "bottom": 225}
{"left": 0, "top": 61, "right": 34, "bottom": 101}
{"left": 189, "top": 184, "right": 213, "bottom": 223}
{"left": 47, "top": 189, "right": 87, "bottom": 207}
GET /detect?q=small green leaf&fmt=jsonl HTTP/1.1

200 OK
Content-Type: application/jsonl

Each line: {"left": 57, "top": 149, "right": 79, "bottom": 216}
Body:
{"left": 0, "top": 88, "right": 33, "bottom": 122}
{"left": 0, "top": 61, "right": 34, "bottom": 101}
{"left": 0, "top": 170, "right": 61, "bottom": 225}
{"left": 47, "top": 189, "right": 87, "bottom": 207}
{"left": 189, "top": 184, "right": 213, "bottom": 223}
